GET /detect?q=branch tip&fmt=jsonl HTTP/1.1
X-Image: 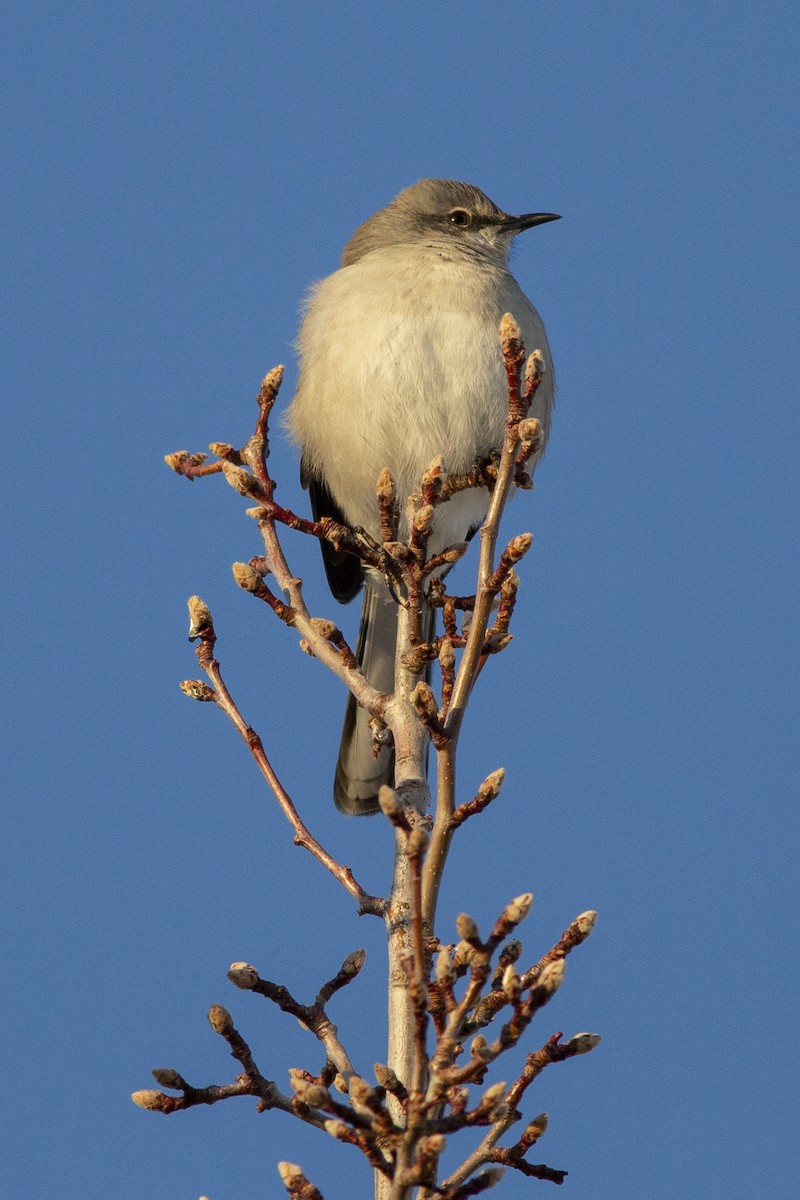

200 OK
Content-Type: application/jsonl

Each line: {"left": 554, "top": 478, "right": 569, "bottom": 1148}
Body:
{"left": 277, "top": 1161, "right": 323, "bottom": 1200}
{"left": 179, "top": 679, "right": 216, "bottom": 702}
{"left": 261, "top": 364, "right": 285, "bottom": 394}
{"left": 562, "top": 1031, "right": 601, "bottom": 1055}
{"left": 221, "top": 461, "right": 262, "bottom": 498}
{"left": 151, "top": 1067, "right": 185, "bottom": 1089}
{"left": 232, "top": 561, "right": 264, "bottom": 592}
{"left": 131, "top": 1088, "right": 168, "bottom": 1111}
{"left": 455, "top": 912, "right": 480, "bottom": 943}
{"left": 378, "top": 785, "right": 411, "bottom": 830}
{"left": 341, "top": 947, "right": 367, "bottom": 977}
{"left": 536, "top": 958, "right": 566, "bottom": 998}
{"left": 498, "top": 312, "right": 522, "bottom": 347}
{"left": 187, "top": 595, "right": 214, "bottom": 640}
{"left": 576, "top": 910, "right": 598, "bottom": 936}
{"left": 208, "top": 1004, "right": 234, "bottom": 1035}
{"left": 228, "top": 961, "right": 259, "bottom": 990}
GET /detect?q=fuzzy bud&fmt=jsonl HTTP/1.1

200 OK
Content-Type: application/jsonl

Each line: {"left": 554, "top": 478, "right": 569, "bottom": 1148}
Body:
{"left": 378, "top": 785, "right": 403, "bottom": 819}
{"left": 277, "top": 1161, "right": 300, "bottom": 1184}
{"left": 502, "top": 964, "right": 521, "bottom": 1000}
{"left": 232, "top": 561, "right": 264, "bottom": 592}
{"left": 422, "top": 455, "right": 445, "bottom": 485}
{"left": 419, "top": 1132, "right": 446, "bottom": 1155}
{"left": 470, "top": 1035, "right": 492, "bottom": 1063}
{"left": 536, "top": 958, "right": 566, "bottom": 998}
{"left": 208, "top": 441, "right": 235, "bottom": 458}
{"left": 521, "top": 1111, "right": 549, "bottom": 1149}
{"left": 373, "top": 1062, "right": 400, "bottom": 1090}
{"left": 221, "top": 461, "right": 260, "bottom": 498}
{"left": 563, "top": 1032, "right": 602, "bottom": 1055}
{"left": 480, "top": 1081, "right": 507, "bottom": 1109}
{"left": 435, "top": 947, "right": 455, "bottom": 982}
{"left": 291, "top": 1078, "right": 329, "bottom": 1108}
{"left": 131, "top": 1089, "right": 167, "bottom": 1111}
{"left": 187, "top": 595, "right": 213, "bottom": 639}
{"left": 438, "top": 638, "right": 455, "bottom": 670}
{"left": 517, "top": 417, "right": 543, "bottom": 446}
{"left": 227, "top": 962, "right": 259, "bottom": 990}
{"left": 207, "top": 1004, "right": 233, "bottom": 1035}
{"left": 502, "top": 892, "right": 533, "bottom": 928}
{"left": 164, "top": 450, "right": 207, "bottom": 472}
{"left": 576, "top": 910, "right": 598, "bottom": 936}
{"left": 440, "top": 542, "right": 468, "bottom": 564}
{"left": 341, "top": 948, "right": 366, "bottom": 977}
{"left": 498, "top": 939, "right": 522, "bottom": 966}
{"left": 525, "top": 348, "right": 545, "bottom": 384}
{"left": 479, "top": 768, "right": 505, "bottom": 798}
{"left": 453, "top": 940, "right": 476, "bottom": 968}
{"left": 411, "top": 680, "right": 438, "bottom": 717}
{"left": 506, "top": 532, "right": 532, "bottom": 562}
{"left": 179, "top": 680, "right": 216, "bottom": 702}
{"left": 374, "top": 1070, "right": 402, "bottom": 1099}
{"left": 413, "top": 504, "right": 435, "bottom": 536}
{"left": 348, "top": 1075, "right": 379, "bottom": 1114}
{"left": 378, "top": 789, "right": 411, "bottom": 830}
{"left": 277, "top": 1162, "right": 322, "bottom": 1199}
{"left": 484, "top": 634, "right": 513, "bottom": 655}
{"left": 261, "top": 364, "right": 285, "bottom": 393}
{"left": 377, "top": 467, "right": 395, "bottom": 500}
{"left": 499, "top": 312, "right": 522, "bottom": 346}
{"left": 324, "top": 1119, "right": 352, "bottom": 1141}
{"left": 151, "top": 1068, "right": 184, "bottom": 1089}
{"left": 456, "top": 913, "right": 480, "bottom": 942}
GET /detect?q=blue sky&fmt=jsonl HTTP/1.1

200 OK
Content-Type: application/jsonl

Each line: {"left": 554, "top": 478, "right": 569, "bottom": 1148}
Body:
{"left": 3, "top": 3, "right": 798, "bottom": 1197}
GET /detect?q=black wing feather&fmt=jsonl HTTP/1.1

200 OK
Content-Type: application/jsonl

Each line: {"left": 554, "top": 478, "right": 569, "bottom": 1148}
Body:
{"left": 304, "top": 463, "right": 363, "bottom": 604}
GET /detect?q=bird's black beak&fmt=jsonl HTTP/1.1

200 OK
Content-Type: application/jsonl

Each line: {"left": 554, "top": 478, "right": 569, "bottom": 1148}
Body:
{"left": 503, "top": 212, "right": 561, "bottom": 234}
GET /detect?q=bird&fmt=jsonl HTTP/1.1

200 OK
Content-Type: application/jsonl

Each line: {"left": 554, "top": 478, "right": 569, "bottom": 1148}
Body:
{"left": 285, "top": 179, "right": 557, "bottom": 814}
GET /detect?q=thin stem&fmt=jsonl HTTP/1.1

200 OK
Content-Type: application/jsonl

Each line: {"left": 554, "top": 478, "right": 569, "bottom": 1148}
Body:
{"left": 421, "top": 743, "right": 455, "bottom": 928}
{"left": 197, "top": 643, "right": 383, "bottom": 916}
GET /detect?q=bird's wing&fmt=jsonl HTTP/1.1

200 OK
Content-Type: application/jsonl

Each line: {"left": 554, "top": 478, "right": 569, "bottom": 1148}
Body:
{"left": 303, "top": 460, "right": 363, "bottom": 605}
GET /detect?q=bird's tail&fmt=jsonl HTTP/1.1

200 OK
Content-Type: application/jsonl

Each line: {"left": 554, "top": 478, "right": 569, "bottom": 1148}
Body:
{"left": 334, "top": 575, "right": 397, "bottom": 814}
{"left": 334, "top": 575, "right": 433, "bottom": 814}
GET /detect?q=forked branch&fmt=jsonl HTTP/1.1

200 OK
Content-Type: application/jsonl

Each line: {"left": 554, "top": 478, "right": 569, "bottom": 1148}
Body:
{"left": 140, "top": 316, "right": 600, "bottom": 1200}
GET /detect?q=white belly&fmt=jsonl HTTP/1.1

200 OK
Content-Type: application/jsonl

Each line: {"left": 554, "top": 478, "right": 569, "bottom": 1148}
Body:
{"left": 287, "top": 245, "right": 553, "bottom": 552}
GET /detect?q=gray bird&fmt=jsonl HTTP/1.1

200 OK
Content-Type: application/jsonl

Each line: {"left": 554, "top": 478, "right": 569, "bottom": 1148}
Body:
{"left": 286, "top": 179, "right": 558, "bottom": 813}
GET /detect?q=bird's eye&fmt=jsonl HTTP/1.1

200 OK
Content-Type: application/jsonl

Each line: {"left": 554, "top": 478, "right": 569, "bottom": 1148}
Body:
{"left": 447, "top": 208, "right": 472, "bottom": 227}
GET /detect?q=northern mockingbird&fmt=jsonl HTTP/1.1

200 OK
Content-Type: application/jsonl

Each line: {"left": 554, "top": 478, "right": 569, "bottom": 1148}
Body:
{"left": 286, "top": 179, "right": 557, "bottom": 813}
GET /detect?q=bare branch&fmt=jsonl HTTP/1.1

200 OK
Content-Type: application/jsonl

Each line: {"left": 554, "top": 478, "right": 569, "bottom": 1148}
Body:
{"left": 226, "top": 957, "right": 363, "bottom": 1083}
{"left": 150, "top": 314, "right": 599, "bottom": 1199}
{"left": 185, "top": 596, "right": 384, "bottom": 917}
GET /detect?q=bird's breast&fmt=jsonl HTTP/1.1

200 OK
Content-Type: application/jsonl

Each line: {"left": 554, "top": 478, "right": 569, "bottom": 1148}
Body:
{"left": 287, "top": 248, "right": 552, "bottom": 546}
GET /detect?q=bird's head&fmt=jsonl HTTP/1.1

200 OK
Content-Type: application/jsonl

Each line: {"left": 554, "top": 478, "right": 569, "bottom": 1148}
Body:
{"left": 341, "top": 179, "right": 560, "bottom": 268}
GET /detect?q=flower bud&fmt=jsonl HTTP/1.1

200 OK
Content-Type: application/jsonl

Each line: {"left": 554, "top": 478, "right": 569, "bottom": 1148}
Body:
{"left": 227, "top": 962, "right": 259, "bottom": 989}
{"left": 232, "top": 561, "right": 263, "bottom": 592}
{"left": 151, "top": 1068, "right": 184, "bottom": 1089}
{"left": 187, "top": 596, "right": 213, "bottom": 639}
{"left": 536, "top": 958, "right": 566, "bottom": 997}
{"left": 207, "top": 1004, "right": 233, "bottom": 1035}
{"left": 131, "top": 1089, "right": 166, "bottom": 1111}
{"left": 563, "top": 1032, "right": 601, "bottom": 1055}
{"left": 456, "top": 913, "right": 479, "bottom": 942}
